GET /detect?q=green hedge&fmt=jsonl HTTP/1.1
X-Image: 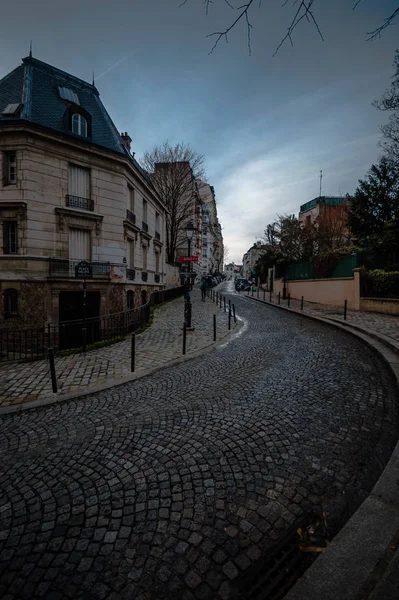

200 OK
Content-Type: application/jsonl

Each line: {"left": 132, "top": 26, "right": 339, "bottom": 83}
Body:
{"left": 362, "top": 270, "right": 399, "bottom": 298}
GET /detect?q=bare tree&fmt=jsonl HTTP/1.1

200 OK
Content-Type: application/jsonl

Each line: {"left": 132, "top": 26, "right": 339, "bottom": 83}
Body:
{"left": 140, "top": 142, "right": 205, "bottom": 264}
{"left": 223, "top": 245, "right": 230, "bottom": 265}
{"left": 374, "top": 50, "right": 399, "bottom": 162}
{"left": 180, "top": 0, "right": 399, "bottom": 56}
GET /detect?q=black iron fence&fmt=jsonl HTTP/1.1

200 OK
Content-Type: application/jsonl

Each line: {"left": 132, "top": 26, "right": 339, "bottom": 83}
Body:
{"left": 0, "top": 286, "right": 184, "bottom": 363}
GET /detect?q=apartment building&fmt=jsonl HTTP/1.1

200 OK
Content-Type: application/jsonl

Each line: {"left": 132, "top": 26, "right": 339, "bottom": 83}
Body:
{"left": 0, "top": 55, "right": 167, "bottom": 325}
{"left": 198, "top": 183, "right": 223, "bottom": 276}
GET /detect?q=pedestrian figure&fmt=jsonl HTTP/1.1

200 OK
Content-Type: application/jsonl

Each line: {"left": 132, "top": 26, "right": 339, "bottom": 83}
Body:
{"left": 200, "top": 277, "right": 207, "bottom": 301}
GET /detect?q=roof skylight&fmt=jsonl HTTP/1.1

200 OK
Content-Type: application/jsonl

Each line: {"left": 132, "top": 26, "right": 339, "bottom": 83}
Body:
{"left": 2, "top": 103, "right": 21, "bottom": 116}
{"left": 58, "top": 87, "right": 80, "bottom": 105}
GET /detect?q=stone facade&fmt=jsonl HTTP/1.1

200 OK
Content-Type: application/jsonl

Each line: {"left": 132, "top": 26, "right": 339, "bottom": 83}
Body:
{"left": 0, "top": 126, "right": 167, "bottom": 324}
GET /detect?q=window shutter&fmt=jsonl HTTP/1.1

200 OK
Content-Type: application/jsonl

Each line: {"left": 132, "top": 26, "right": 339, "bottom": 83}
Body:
{"left": 68, "top": 165, "right": 90, "bottom": 199}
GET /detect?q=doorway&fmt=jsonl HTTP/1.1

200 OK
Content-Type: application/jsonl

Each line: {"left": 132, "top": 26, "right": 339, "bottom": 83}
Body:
{"left": 59, "top": 291, "right": 100, "bottom": 349}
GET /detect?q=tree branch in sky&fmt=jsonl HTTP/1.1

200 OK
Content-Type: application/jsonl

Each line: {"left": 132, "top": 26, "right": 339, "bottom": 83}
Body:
{"left": 180, "top": 0, "right": 399, "bottom": 55}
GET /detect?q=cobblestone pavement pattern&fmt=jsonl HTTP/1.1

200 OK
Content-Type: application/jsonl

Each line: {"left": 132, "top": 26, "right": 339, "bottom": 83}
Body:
{"left": 0, "top": 288, "right": 232, "bottom": 408}
{"left": 1, "top": 281, "right": 398, "bottom": 600}
{"left": 253, "top": 286, "right": 399, "bottom": 343}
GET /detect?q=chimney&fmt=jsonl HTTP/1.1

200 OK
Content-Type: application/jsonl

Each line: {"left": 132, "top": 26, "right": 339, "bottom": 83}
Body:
{"left": 121, "top": 132, "right": 132, "bottom": 152}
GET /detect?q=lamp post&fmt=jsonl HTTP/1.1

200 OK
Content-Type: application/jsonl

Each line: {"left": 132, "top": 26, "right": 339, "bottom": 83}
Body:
{"left": 184, "top": 221, "right": 195, "bottom": 329}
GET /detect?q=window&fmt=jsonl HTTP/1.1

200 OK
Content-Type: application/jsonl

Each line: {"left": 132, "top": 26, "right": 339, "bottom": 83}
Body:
{"left": 155, "top": 252, "right": 160, "bottom": 274}
{"left": 3, "top": 221, "right": 17, "bottom": 254}
{"left": 4, "top": 289, "right": 18, "bottom": 320}
{"left": 129, "top": 186, "right": 135, "bottom": 212}
{"left": 142, "top": 199, "right": 148, "bottom": 223}
{"left": 127, "top": 239, "right": 134, "bottom": 268}
{"left": 126, "top": 290, "right": 134, "bottom": 310}
{"left": 142, "top": 246, "right": 148, "bottom": 270}
{"left": 203, "top": 249, "right": 207, "bottom": 257}
{"left": 68, "top": 164, "right": 90, "bottom": 199}
{"left": 58, "top": 87, "right": 80, "bottom": 105}
{"left": 69, "top": 228, "right": 91, "bottom": 260}
{"left": 72, "top": 113, "right": 88, "bottom": 137}
{"left": 4, "top": 152, "right": 16, "bottom": 183}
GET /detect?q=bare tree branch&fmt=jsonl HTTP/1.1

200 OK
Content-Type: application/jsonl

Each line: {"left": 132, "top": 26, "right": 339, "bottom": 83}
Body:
{"left": 180, "top": 0, "right": 399, "bottom": 56}
{"left": 367, "top": 7, "right": 399, "bottom": 40}
{"left": 273, "top": 1, "right": 323, "bottom": 57}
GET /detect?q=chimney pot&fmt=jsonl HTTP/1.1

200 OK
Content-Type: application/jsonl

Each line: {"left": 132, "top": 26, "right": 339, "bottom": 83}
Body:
{"left": 121, "top": 131, "right": 132, "bottom": 152}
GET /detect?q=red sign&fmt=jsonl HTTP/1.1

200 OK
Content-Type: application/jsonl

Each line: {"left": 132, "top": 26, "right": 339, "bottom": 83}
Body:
{"left": 178, "top": 256, "right": 199, "bottom": 263}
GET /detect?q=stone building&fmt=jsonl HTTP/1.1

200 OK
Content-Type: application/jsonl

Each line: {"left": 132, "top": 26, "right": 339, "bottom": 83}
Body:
{"left": 198, "top": 183, "right": 223, "bottom": 276}
{"left": 0, "top": 55, "right": 167, "bottom": 325}
{"left": 242, "top": 242, "right": 267, "bottom": 280}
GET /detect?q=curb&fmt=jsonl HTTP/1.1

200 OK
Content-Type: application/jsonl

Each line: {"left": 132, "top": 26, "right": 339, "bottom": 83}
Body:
{"left": 246, "top": 294, "right": 399, "bottom": 600}
{"left": 0, "top": 313, "right": 245, "bottom": 416}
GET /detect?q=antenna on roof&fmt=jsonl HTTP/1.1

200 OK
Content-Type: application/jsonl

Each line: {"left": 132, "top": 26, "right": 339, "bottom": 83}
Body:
{"left": 29, "top": 40, "right": 32, "bottom": 58}
{"left": 92, "top": 71, "right": 95, "bottom": 86}
{"left": 319, "top": 169, "right": 323, "bottom": 198}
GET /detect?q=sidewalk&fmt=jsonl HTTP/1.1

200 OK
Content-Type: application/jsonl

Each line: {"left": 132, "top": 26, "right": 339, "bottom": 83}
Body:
{"left": 252, "top": 288, "right": 399, "bottom": 344}
{"left": 0, "top": 288, "right": 237, "bottom": 410}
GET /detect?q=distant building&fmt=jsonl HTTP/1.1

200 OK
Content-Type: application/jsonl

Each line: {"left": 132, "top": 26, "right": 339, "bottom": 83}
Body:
{"left": 224, "top": 262, "right": 242, "bottom": 279}
{"left": 242, "top": 242, "right": 267, "bottom": 280}
{"left": 299, "top": 196, "right": 346, "bottom": 224}
{"left": 198, "top": 183, "right": 223, "bottom": 276}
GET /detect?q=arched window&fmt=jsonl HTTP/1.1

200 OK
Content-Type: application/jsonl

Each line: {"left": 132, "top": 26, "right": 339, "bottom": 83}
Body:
{"left": 126, "top": 290, "right": 134, "bottom": 310}
{"left": 72, "top": 113, "right": 88, "bottom": 137}
{"left": 4, "top": 289, "right": 18, "bottom": 320}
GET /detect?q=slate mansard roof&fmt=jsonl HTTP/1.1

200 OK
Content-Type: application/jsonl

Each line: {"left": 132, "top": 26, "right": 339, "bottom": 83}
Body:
{"left": 0, "top": 56, "right": 131, "bottom": 156}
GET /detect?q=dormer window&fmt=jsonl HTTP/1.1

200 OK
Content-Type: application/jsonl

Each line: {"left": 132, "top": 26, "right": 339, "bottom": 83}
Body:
{"left": 72, "top": 113, "right": 87, "bottom": 137}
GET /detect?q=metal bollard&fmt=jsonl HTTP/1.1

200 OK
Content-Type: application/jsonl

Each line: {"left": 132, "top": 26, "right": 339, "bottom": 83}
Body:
{"left": 216, "top": 292, "right": 219, "bottom": 305}
{"left": 224, "top": 296, "right": 226, "bottom": 312}
{"left": 229, "top": 299, "right": 231, "bottom": 313}
{"left": 301, "top": 296, "right": 304, "bottom": 310}
{"left": 48, "top": 348, "right": 57, "bottom": 393}
{"left": 228, "top": 309, "right": 231, "bottom": 330}
{"left": 220, "top": 294, "right": 222, "bottom": 309}
{"left": 278, "top": 292, "right": 281, "bottom": 305}
{"left": 131, "top": 333, "right": 135, "bottom": 372}
{"left": 251, "top": 287, "right": 254, "bottom": 297}
{"left": 183, "top": 321, "right": 187, "bottom": 355}
{"left": 288, "top": 294, "right": 290, "bottom": 308}
{"left": 269, "top": 290, "right": 272, "bottom": 302}
{"left": 213, "top": 314, "right": 216, "bottom": 341}
{"left": 263, "top": 288, "right": 265, "bottom": 301}
{"left": 344, "top": 300, "right": 347, "bottom": 321}
{"left": 257, "top": 287, "right": 259, "bottom": 298}
{"left": 233, "top": 304, "right": 236, "bottom": 323}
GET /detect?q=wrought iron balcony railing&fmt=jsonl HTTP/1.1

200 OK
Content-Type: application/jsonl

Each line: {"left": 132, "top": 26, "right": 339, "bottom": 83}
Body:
{"left": 142, "top": 271, "right": 148, "bottom": 282}
{"left": 126, "top": 209, "right": 136, "bottom": 225}
{"left": 142, "top": 221, "right": 149, "bottom": 233}
{"left": 126, "top": 268, "right": 135, "bottom": 281}
{"left": 66, "top": 194, "right": 94, "bottom": 211}
{"left": 49, "top": 258, "right": 111, "bottom": 279}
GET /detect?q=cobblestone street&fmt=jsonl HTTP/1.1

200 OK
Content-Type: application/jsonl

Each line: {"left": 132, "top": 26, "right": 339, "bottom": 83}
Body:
{"left": 1, "top": 281, "right": 398, "bottom": 600}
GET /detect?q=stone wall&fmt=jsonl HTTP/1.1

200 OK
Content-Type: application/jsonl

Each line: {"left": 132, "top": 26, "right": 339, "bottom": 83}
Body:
{"left": 165, "top": 262, "right": 180, "bottom": 288}
{"left": 360, "top": 297, "right": 399, "bottom": 315}
{"left": 273, "top": 269, "right": 361, "bottom": 310}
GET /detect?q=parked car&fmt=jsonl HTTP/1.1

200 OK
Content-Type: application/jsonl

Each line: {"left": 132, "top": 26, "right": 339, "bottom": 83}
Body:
{"left": 235, "top": 277, "right": 250, "bottom": 291}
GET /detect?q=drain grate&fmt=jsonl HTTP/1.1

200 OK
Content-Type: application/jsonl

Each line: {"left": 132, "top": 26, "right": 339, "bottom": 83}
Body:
{"left": 236, "top": 512, "right": 317, "bottom": 600}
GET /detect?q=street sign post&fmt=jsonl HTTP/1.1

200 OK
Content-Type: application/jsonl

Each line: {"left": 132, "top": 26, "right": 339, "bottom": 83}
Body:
{"left": 75, "top": 261, "right": 93, "bottom": 352}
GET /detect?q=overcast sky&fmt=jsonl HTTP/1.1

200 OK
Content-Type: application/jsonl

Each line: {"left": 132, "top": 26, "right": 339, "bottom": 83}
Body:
{"left": 0, "top": 0, "right": 398, "bottom": 263}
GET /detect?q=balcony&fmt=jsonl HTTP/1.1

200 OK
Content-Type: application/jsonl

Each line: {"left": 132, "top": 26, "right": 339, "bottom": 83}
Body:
{"left": 142, "top": 271, "right": 148, "bottom": 282}
{"left": 126, "top": 268, "right": 135, "bottom": 281}
{"left": 142, "top": 221, "right": 149, "bottom": 233}
{"left": 154, "top": 274, "right": 160, "bottom": 283}
{"left": 66, "top": 194, "right": 94, "bottom": 211}
{"left": 126, "top": 209, "right": 136, "bottom": 225}
{"left": 49, "top": 258, "right": 110, "bottom": 279}
{"left": 155, "top": 231, "right": 161, "bottom": 241}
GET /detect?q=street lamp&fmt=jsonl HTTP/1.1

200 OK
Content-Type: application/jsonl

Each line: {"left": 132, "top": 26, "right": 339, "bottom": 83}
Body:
{"left": 184, "top": 221, "right": 196, "bottom": 329}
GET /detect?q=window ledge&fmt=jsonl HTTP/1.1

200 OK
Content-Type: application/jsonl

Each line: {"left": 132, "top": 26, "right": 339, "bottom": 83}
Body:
{"left": 55, "top": 206, "right": 103, "bottom": 220}
{"left": 0, "top": 201, "right": 27, "bottom": 210}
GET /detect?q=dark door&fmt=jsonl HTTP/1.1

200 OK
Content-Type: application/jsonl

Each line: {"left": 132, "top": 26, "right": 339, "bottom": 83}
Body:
{"left": 141, "top": 290, "right": 147, "bottom": 305}
{"left": 59, "top": 291, "right": 100, "bottom": 350}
